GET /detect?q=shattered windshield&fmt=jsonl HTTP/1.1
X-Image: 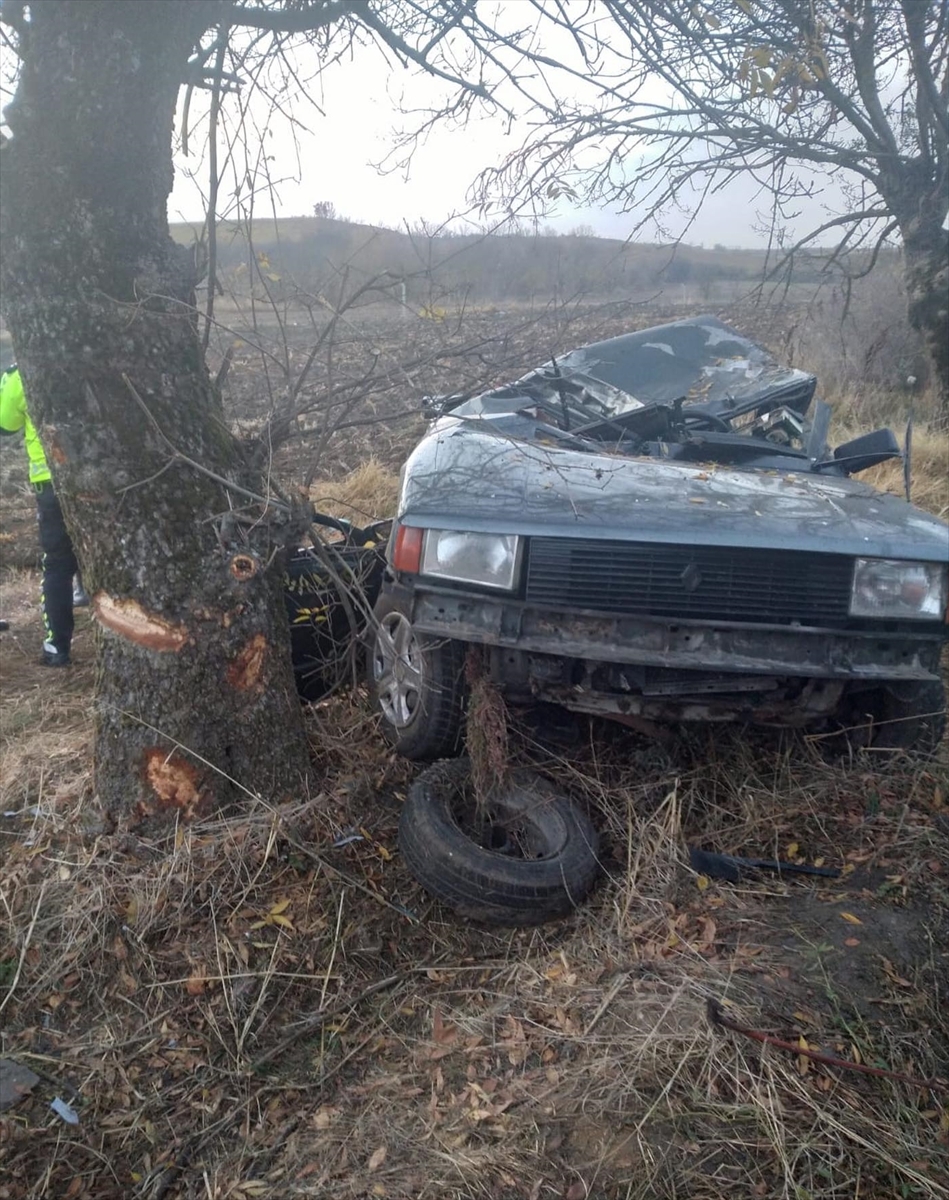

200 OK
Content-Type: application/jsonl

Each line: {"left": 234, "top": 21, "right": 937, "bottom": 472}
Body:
{"left": 436, "top": 316, "right": 823, "bottom": 464}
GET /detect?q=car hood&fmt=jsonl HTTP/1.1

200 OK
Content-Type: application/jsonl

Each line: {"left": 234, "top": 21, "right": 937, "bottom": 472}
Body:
{"left": 399, "top": 418, "right": 949, "bottom": 561}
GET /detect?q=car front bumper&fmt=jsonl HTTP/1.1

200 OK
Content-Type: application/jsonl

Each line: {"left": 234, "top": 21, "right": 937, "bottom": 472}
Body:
{"left": 397, "top": 583, "right": 945, "bottom": 685}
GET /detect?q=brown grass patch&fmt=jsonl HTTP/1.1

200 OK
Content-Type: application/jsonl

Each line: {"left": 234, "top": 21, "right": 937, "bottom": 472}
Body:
{"left": 2, "top": 672, "right": 947, "bottom": 1199}
{"left": 309, "top": 459, "right": 400, "bottom": 525}
{"left": 858, "top": 426, "right": 949, "bottom": 520}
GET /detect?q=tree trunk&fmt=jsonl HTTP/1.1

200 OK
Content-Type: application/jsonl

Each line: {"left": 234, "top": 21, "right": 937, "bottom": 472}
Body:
{"left": 902, "top": 226, "right": 949, "bottom": 428}
{"left": 0, "top": 0, "right": 311, "bottom": 830}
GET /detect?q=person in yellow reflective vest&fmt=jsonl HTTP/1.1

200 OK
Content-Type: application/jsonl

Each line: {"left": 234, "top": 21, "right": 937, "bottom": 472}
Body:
{"left": 0, "top": 365, "right": 87, "bottom": 666}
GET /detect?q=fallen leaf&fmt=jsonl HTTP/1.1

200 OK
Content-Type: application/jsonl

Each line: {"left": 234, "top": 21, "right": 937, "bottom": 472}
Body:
{"left": 565, "top": 1183, "right": 587, "bottom": 1200}
{"left": 797, "top": 1036, "right": 810, "bottom": 1075}
{"left": 185, "top": 973, "right": 206, "bottom": 996}
{"left": 433, "top": 1008, "right": 457, "bottom": 1045}
{"left": 368, "top": 1145, "right": 387, "bottom": 1171}
{"left": 697, "top": 916, "right": 717, "bottom": 949}
{"left": 839, "top": 912, "right": 863, "bottom": 925}
{"left": 844, "top": 937, "right": 860, "bottom": 947}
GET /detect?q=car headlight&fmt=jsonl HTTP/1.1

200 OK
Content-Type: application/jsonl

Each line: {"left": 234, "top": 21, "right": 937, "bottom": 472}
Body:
{"left": 850, "top": 558, "right": 948, "bottom": 620}
{"left": 421, "top": 530, "right": 521, "bottom": 590}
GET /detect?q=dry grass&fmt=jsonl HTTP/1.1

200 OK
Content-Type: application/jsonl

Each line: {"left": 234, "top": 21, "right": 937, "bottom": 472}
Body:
{"left": 1, "top": 697, "right": 947, "bottom": 1199}
{"left": 309, "top": 459, "right": 400, "bottom": 525}
{"left": 465, "top": 652, "right": 512, "bottom": 803}
{"left": 858, "top": 426, "right": 949, "bottom": 520}
{"left": 2, "top": 327, "right": 948, "bottom": 1199}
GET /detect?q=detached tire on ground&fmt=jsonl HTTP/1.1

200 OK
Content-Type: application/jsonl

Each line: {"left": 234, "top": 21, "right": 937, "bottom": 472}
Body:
{"left": 368, "top": 593, "right": 467, "bottom": 760}
{"left": 399, "top": 758, "right": 602, "bottom": 926}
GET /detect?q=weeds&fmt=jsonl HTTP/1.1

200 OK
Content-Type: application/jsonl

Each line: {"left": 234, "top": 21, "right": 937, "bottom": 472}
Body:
{"left": 2, "top": 667, "right": 946, "bottom": 1198}
{"left": 465, "top": 649, "right": 511, "bottom": 805}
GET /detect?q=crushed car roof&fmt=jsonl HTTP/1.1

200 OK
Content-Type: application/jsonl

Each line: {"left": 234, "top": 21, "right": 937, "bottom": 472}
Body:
{"left": 446, "top": 315, "right": 817, "bottom": 421}
{"left": 401, "top": 317, "right": 949, "bottom": 562}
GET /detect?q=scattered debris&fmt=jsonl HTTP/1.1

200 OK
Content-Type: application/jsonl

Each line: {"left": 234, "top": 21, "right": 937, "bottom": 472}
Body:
{"left": 49, "top": 1096, "right": 80, "bottom": 1125}
{"left": 689, "top": 846, "right": 842, "bottom": 882}
{"left": 331, "top": 828, "right": 365, "bottom": 848}
{"left": 0, "top": 1059, "right": 40, "bottom": 1111}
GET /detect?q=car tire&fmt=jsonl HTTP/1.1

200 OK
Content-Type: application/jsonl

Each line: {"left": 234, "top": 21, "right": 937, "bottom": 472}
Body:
{"left": 368, "top": 593, "right": 467, "bottom": 760}
{"left": 398, "top": 758, "right": 602, "bottom": 926}
{"left": 862, "top": 679, "right": 946, "bottom": 755}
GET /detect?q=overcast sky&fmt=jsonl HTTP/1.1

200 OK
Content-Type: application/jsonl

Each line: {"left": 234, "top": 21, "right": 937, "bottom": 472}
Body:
{"left": 168, "top": 33, "right": 851, "bottom": 249}
{"left": 0, "top": 11, "right": 849, "bottom": 249}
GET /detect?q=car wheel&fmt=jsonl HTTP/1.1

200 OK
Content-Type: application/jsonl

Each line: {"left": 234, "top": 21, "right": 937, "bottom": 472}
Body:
{"left": 398, "top": 758, "right": 602, "bottom": 926}
{"left": 834, "top": 679, "right": 946, "bottom": 756}
{"left": 368, "top": 594, "right": 467, "bottom": 760}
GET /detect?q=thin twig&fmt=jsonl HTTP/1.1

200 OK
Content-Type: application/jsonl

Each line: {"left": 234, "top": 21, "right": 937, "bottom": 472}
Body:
{"left": 281, "top": 832, "right": 418, "bottom": 923}
{"left": 0, "top": 879, "right": 47, "bottom": 1019}
{"left": 121, "top": 373, "right": 290, "bottom": 513}
{"left": 708, "top": 999, "right": 947, "bottom": 1092}
{"left": 249, "top": 970, "right": 404, "bottom": 1071}
{"left": 202, "top": 24, "right": 229, "bottom": 353}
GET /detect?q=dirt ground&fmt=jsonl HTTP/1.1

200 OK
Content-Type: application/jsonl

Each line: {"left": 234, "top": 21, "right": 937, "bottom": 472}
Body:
{"left": 1, "top": 302, "right": 948, "bottom": 1200}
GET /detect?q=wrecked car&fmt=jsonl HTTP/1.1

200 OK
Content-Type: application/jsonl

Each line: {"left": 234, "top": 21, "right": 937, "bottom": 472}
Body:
{"left": 365, "top": 315, "right": 948, "bottom": 923}
{"left": 370, "top": 316, "right": 947, "bottom": 758}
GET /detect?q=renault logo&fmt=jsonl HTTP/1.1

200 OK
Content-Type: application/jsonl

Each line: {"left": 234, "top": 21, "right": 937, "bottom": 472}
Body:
{"left": 680, "top": 562, "right": 702, "bottom": 593}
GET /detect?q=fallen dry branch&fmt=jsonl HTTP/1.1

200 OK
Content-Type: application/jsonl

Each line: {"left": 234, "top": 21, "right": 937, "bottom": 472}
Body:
{"left": 707, "top": 998, "right": 949, "bottom": 1093}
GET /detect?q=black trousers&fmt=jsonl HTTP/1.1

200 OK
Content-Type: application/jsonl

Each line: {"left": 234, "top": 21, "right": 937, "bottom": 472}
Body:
{"left": 35, "top": 482, "right": 78, "bottom": 655}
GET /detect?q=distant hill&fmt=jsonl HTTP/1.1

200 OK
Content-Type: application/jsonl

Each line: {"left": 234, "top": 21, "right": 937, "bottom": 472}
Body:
{"left": 168, "top": 215, "right": 832, "bottom": 307}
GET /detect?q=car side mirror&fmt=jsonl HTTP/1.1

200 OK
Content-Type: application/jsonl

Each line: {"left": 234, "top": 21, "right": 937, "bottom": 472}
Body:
{"left": 831, "top": 427, "right": 901, "bottom": 474}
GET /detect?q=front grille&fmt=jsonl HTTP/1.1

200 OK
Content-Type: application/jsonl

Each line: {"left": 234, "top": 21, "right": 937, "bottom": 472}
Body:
{"left": 525, "top": 538, "right": 854, "bottom": 627}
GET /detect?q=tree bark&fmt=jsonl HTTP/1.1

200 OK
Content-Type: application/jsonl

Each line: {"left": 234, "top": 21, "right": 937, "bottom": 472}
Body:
{"left": 0, "top": 0, "right": 311, "bottom": 830}
{"left": 902, "top": 227, "right": 949, "bottom": 428}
